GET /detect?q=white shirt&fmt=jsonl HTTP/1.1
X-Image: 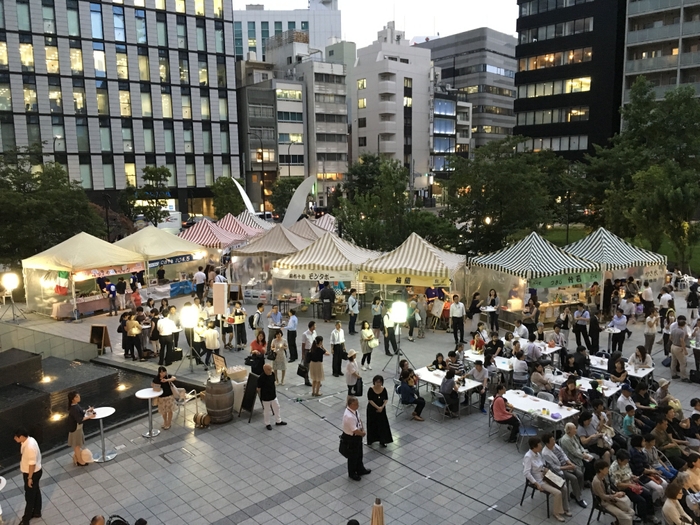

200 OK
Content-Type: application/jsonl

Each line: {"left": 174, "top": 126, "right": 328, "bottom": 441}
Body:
{"left": 204, "top": 328, "right": 220, "bottom": 350}
{"left": 450, "top": 302, "right": 466, "bottom": 318}
{"left": 514, "top": 324, "right": 529, "bottom": 339}
{"left": 193, "top": 271, "right": 207, "bottom": 285}
{"left": 346, "top": 361, "right": 359, "bottom": 385}
{"left": 617, "top": 393, "right": 635, "bottom": 413}
{"left": 348, "top": 295, "right": 360, "bottom": 315}
{"left": 157, "top": 316, "right": 176, "bottom": 336}
{"left": 330, "top": 328, "right": 345, "bottom": 345}
{"left": 302, "top": 329, "right": 317, "bottom": 349}
{"left": 342, "top": 406, "right": 363, "bottom": 435}
{"left": 20, "top": 436, "right": 42, "bottom": 473}
{"left": 523, "top": 449, "right": 546, "bottom": 484}
{"left": 642, "top": 286, "right": 654, "bottom": 302}
{"left": 644, "top": 315, "right": 659, "bottom": 335}
{"left": 659, "top": 293, "right": 672, "bottom": 308}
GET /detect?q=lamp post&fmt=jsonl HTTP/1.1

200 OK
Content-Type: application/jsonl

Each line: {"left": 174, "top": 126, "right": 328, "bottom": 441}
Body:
{"left": 248, "top": 131, "right": 265, "bottom": 212}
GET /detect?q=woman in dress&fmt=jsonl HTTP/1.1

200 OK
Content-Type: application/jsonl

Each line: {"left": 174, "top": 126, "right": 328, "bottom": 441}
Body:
{"left": 345, "top": 349, "right": 361, "bottom": 395}
{"left": 371, "top": 297, "right": 383, "bottom": 342}
{"left": 152, "top": 366, "right": 176, "bottom": 430}
{"left": 366, "top": 375, "right": 393, "bottom": 448}
{"left": 360, "top": 320, "right": 376, "bottom": 371}
{"left": 271, "top": 329, "right": 288, "bottom": 385}
{"left": 249, "top": 331, "right": 266, "bottom": 376}
{"left": 308, "top": 335, "right": 330, "bottom": 397}
{"left": 487, "top": 289, "right": 500, "bottom": 332}
{"left": 67, "top": 391, "right": 95, "bottom": 466}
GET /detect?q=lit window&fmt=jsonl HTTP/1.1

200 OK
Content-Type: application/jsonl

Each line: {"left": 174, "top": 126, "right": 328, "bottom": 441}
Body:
{"left": 139, "top": 54, "right": 150, "bottom": 81}
{"left": 116, "top": 47, "right": 128, "bottom": 79}
{"left": 96, "top": 85, "right": 109, "bottom": 115}
{"left": 19, "top": 43, "right": 34, "bottom": 72}
{"left": 93, "top": 43, "right": 106, "bottom": 78}
{"left": 155, "top": 0, "right": 165, "bottom": 8}
{"left": 358, "top": 98, "right": 366, "bottom": 109}
{"left": 219, "top": 95, "right": 228, "bottom": 120}
{"left": 201, "top": 94, "right": 210, "bottom": 119}
{"left": 162, "top": 92, "right": 172, "bottom": 118}
{"left": 213, "top": 0, "right": 223, "bottom": 18}
{"left": 404, "top": 77, "right": 412, "bottom": 88}
{"left": 125, "top": 163, "right": 136, "bottom": 186}
{"left": 73, "top": 87, "right": 86, "bottom": 114}
{"left": 23, "top": 83, "right": 37, "bottom": 112}
{"left": 119, "top": 90, "right": 131, "bottom": 116}
{"left": 357, "top": 78, "right": 366, "bottom": 90}
{"left": 179, "top": 54, "right": 189, "bottom": 83}
{"left": 70, "top": 48, "right": 82, "bottom": 75}
{"left": 403, "top": 96, "right": 412, "bottom": 107}
{"left": 0, "top": 42, "right": 6, "bottom": 70}
{"left": 159, "top": 55, "right": 170, "bottom": 82}
{"left": 46, "top": 46, "right": 59, "bottom": 74}
{"left": 49, "top": 85, "right": 61, "bottom": 113}
{"left": 199, "top": 57, "right": 208, "bottom": 86}
{"left": 195, "top": 0, "right": 204, "bottom": 16}
{"left": 0, "top": 82, "right": 11, "bottom": 111}
{"left": 176, "top": 0, "right": 185, "bottom": 13}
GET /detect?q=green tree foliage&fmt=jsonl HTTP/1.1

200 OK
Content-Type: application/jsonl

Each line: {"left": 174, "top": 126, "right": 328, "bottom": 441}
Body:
{"left": 135, "top": 166, "right": 172, "bottom": 226}
{"left": 269, "top": 176, "right": 304, "bottom": 218}
{"left": 118, "top": 184, "right": 138, "bottom": 222}
{"left": 0, "top": 147, "right": 104, "bottom": 266}
{"left": 211, "top": 176, "right": 246, "bottom": 219}
{"left": 444, "top": 136, "right": 570, "bottom": 255}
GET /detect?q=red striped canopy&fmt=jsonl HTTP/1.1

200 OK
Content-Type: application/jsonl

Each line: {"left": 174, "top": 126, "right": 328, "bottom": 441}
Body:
{"left": 178, "top": 219, "right": 246, "bottom": 249}
{"left": 216, "top": 213, "right": 263, "bottom": 238}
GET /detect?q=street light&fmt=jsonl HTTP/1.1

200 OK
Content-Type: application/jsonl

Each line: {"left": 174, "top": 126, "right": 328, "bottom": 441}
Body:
{"left": 248, "top": 131, "right": 265, "bottom": 213}
{"left": 0, "top": 273, "right": 25, "bottom": 323}
{"left": 484, "top": 216, "right": 492, "bottom": 225}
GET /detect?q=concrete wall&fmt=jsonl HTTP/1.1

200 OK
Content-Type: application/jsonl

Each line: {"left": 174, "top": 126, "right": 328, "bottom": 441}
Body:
{"left": 0, "top": 323, "right": 98, "bottom": 362}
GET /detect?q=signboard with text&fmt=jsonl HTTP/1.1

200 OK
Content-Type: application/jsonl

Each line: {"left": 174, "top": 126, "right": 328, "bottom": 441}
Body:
{"left": 528, "top": 271, "right": 601, "bottom": 289}
{"left": 358, "top": 272, "right": 451, "bottom": 287}
{"left": 273, "top": 268, "right": 355, "bottom": 282}
{"left": 148, "top": 255, "right": 194, "bottom": 269}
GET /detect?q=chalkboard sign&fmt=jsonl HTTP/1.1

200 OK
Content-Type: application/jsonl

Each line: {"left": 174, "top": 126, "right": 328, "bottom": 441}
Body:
{"left": 89, "top": 325, "right": 112, "bottom": 355}
{"left": 239, "top": 372, "right": 259, "bottom": 423}
{"left": 212, "top": 353, "right": 226, "bottom": 373}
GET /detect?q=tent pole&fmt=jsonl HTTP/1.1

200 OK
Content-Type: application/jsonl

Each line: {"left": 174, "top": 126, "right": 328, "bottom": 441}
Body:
{"left": 71, "top": 276, "right": 81, "bottom": 323}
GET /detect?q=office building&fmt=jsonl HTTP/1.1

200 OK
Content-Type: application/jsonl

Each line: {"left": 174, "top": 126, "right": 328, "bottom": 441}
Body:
{"left": 623, "top": 0, "right": 700, "bottom": 101}
{"left": 233, "top": 0, "right": 341, "bottom": 61}
{"left": 0, "top": 0, "right": 239, "bottom": 217}
{"left": 513, "top": 0, "right": 626, "bottom": 159}
{"left": 352, "top": 22, "right": 432, "bottom": 175}
{"left": 417, "top": 28, "right": 517, "bottom": 149}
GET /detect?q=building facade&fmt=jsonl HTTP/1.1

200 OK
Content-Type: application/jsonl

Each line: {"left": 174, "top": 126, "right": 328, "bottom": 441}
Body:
{"left": 623, "top": 0, "right": 700, "bottom": 101}
{"left": 513, "top": 0, "right": 626, "bottom": 160}
{"left": 0, "top": 0, "right": 240, "bottom": 217}
{"left": 417, "top": 28, "right": 517, "bottom": 149}
{"left": 352, "top": 22, "right": 432, "bottom": 175}
{"left": 233, "top": 0, "right": 341, "bottom": 61}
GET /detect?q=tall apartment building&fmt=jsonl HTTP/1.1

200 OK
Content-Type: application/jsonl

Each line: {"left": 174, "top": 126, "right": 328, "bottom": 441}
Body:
{"left": 0, "top": 0, "right": 239, "bottom": 217}
{"left": 233, "top": 0, "right": 341, "bottom": 61}
{"left": 417, "top": 28, "right": 517, "bottom": 149}
{"left": 623, "top": 0, "right": 700, "bottom": 101}
{"left": 352, "top": 22, "right": 432, "bottom": 175}
{"left": 513, "top": 0, "right": 626, "bottom": 160}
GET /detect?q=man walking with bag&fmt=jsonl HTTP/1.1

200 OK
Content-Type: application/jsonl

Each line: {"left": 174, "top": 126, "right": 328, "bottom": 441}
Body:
{"left": 14, "top": 428, "right": 42, "bottom": 525}
{"left": 342, "top": 396, "right": 371, "bottom": 481}
{"left": 256, "top": 364, "right": 287, "bottom": 431}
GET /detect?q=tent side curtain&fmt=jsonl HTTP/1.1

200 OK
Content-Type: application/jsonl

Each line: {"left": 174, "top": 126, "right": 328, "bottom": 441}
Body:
{"left": 563, "top": 227, "right": 667, "bottom": 271}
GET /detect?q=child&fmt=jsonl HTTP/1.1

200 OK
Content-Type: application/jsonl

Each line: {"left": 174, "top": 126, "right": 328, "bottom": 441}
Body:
{"left": 203, "top": 321, "right": 220, "bottom": 370}
{"left": 432, "top": 353, "right": 446, "bottom": 371}
{"left": 622, "top": 404, "right": 639, "bottom": 436}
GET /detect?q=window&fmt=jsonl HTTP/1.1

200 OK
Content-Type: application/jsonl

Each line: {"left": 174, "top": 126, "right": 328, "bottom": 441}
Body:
{"left": 138, "top": 51, "right": 150, "bottom": 81}
{"left": 220, "top": 126, "right": 229, "bottom": 153}
{"left": 48, "top": 84, "right": 61, "bottom": 113}
{"left": 316, "top": 133, "right": 347, "bottom": 143}
{"left": 249, "top": 104, "right": 273, "bottom": 117}
{"left": 135, "top": 10, "right": 147, "bottom": 44}
{"left": 195, "top": 0, "right": 204, "bottom": 16}
{"left": 518, "top": 77, "right": 591, "bottom": 98}
{"left": 45, "top": 43, "right": 59, "bottom": 74}
{"left": 161, "top": 86, "right": 172, "bottom": 118}
{"left": 96, "top": 81, "right": 108, "bottom": 115}
{"left": 113, "top": 7, "right": 125, "bottom": 41}
{"left": 278, "top": 133, "right": 303, "bottom": 143}
{"left": 93, "top": 43, "right": 106, "bottom": 78}
{"left": 472, "top": 106, "right": 513, "bottom": 116}
{"left": 276, "top": 89, "right": 302, "bottom": 100}
{"left": 316, "top": 113, "right": 347, "bottom": 123}
{"left": 280, "top": 154, "right": 304, "bottom": 164}
{"left": 301, "top": 21, "right": 308, "bottom": 31}
{"left": 219, "top": 93, "right": 227, "bottom": 119}
{"left": 143, "top": 127, "right": 154, "bottom": 153}
{"left": 198, "top": 55, "right": 208, "bottom": 86}
{"left": 277, "top": 111, "right": 302, "bottom": 122}
{"left": 100, "top": 120, "right": 111, "bottom": 152}
{"left": 90, "top": 3, "right": 102, "bottom": 39}
{"left": 214, "top": 0, "right": 223, "bottom": 18}
{"left": 234, "top": 21, "right": 243, "bottom": 58}
{"left": 358, "top": 117, "right": 366, "bottom": 128}
{"left": 179, "top": 52, "right": 189, "bottom": 83}
{"left": 67, "top": 0, "right": 80, "bottom": 36}
{"left": 217, "top": 56, "right": 226, "bottom": 87}
{"left": 317, "top": 153, "right": 347, "bottom": 161}
{"left": 434, "top": 118, "right": 455, "bottom": 134}
{"left": 275, "top": 21, "right": 282, "bottom": 34}
{"left": 156, "top": 0, "right": 165, "bottom": 8}
{"left": 157, "top": 14, "right": 168, "bottom": 47}
{"left": 433, "top": 137, "right": 455, "bottom": 153}
{"left": 358, "top": 137, "right": 367, "bottom": 147}
{"left": 261, "top": 21, "right": 269, "bottom": 57}
{"left": 197, "top": 19, "right": 206, "bottom": 51}
{"left": 202, "top": 128, "right": 212, "bottom": 153}
{"left": 519, "top": 17, "right": 593, "bottom": 44}
{"left": 516, "top": 106, "right": 589, "bottom": 126}
{"left": 73, "top": 84, "right": 86, "bottom": 114}
{"left": 125, "top": 163, "right": 136, "bottom": 186}
{"left": 184, "top": 126, "right": 193, "bottom": 153}
{"left": 17, "top": 0, "right": 30, "bottom": 31}
{"left": 43, "top": 5, "right": 55, "bottom": 34}
{"left": 19, "top": 43, "right": 34, "bottom": 72}
{"left": 23, "top": 78, "right": 37, "bottom": 112}
{"left": 159, "top": 50, "right": 170, "bottom": 82}
{"left": 141, "top": 90, "right": 152, "bottom": 117}
{"left": 288, "top": 21, "right": 295, "bottom": 30}
{"left": 186, "top": 160, "right": 195, "bottom": 186}
{"left": 0, "top": 0, "right": 5, "bottom": 29}
{"left": 403, "top": 96, "right": 412, "bottom": 107}
{"left": 434, "top": 99, "right": 456, "bottom": 116}
{"left": 215, "top": 21, "right": 225, "bottom": 54}
{"left": 357, "top": 98, "right": 367, "bottom": 109}
{"left": 176, "top": 0, "right": 185, "bottom": 13}
{"left": 357, "top": 78, "right": 367, "bottom": 90}
{"left": 518, "top": 47, "right": 593, "bottom": 71}
{"left": 177, "top": 17, "right": 188, "bottom": 49}
{"left": 182, "top": 93, "right": 191, "bottom": 118}
{"left": 70, "top": 47, "right": 82, "bottom": 75}
{"left": 122, "top": 126, "right": 133, "bottom": 152}
{"left": 51, "top": 116, "right": 64, "bottom": 151}
{"left": 459, "top": 84, "right": 516, "bottom": 97}
{"left": 315, "top": 94, "right": 346, "bottom": 103}
{"left": 404, "top": 77, "right": 413, "bottom": 88}
{"left": 116, "top": 45, "right": 128, "bottom": 79}
{"left": 119, "top": 88, "right": 131, "bottom": 116}
{"left": 247, "top": 21, "right": 256, "bottom": 52}
{"left": 79, "top": 162, "right": 92, "bottom": 188}
{"left": 249, "top": 126, "right": 274, "bottom": 139}
{"left": 0, "top": 80, "right": 11, "bottom": 111}
{"left": 315, "top": 73, "right": 344, "bottom": 84}
{"left": 76, "top": 117, "right": 89, "bottom": 151}
{"left": 201, "top": 92, "right": 210, "bottom": 119}
{"left": 164, "top": 123, "right": 174, "bottom": 153}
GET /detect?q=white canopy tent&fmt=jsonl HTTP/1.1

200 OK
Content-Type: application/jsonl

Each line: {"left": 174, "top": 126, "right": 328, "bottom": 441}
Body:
{"left": 288, "top": 218, "right": 329, "bottom": 241}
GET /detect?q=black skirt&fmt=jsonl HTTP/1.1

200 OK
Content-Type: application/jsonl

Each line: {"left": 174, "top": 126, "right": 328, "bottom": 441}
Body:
{"left": 366, "top": 388, "right": 393, "bottom": 445}
{"left": 372, "top": 314, "right": 382, "bottom": 330}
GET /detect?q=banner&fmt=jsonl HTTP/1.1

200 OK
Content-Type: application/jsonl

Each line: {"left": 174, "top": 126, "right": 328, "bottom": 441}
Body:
{"left": 358, "top": 272, "right": 451, "bottom": 287}
{"left": 73, "top": 262, "right": 145, "bottom": 282}
{"left": 528, "top": 271, "right": 601, "bottom": 289}
{"left": 273, "top": 268, "right": 356, "bottom": 282}
{"left": 642, "top": 264, "right": 665, "bottom": 281}
{"left": 148, "top": 255, "right": 194, "bottom": 269}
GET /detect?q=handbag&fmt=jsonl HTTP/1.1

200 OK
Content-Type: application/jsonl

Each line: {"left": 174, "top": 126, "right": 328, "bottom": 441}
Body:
{"left": 354, "top": 377, "right": 363, "bottom": 396}
{"left": 296, "top": 363, "right": 308, "bottom": 378}
{"left": 662, "top": 356, "right": 672, "bottom": 367}
{"left": 368, "top": 338, "right": 379, "bottom": 349}
{"left": 628, "top": 483, "right": 644, "bottom": 495}
{"left": 265, "top": 350, "right": 277, "bottom": 361}
{"left": 244, "top": 355, "right": 256, "bottom": 366}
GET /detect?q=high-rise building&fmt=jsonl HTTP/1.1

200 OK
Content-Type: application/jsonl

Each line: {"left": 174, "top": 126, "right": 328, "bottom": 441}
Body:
{"left": 352, "top": 22, "right": 432, "bottom": 175}
{"left": 0, "top": 0, "right": 239, "bottom": 217}
{"left": 623, "top": 0, "right": 700, "bottom": 102}
{"left": 417, "top": 28, "right": 517, "bottom": 149}
{"left": 513, "top": 0, "right": 626, "bottom": 159}
{"left": 233, "top": 0, "right": 341, "bottom": 61}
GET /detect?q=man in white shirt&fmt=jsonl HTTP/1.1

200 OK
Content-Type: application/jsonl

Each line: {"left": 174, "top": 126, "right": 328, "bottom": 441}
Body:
{"left": 641, "top": 281, "right": 654, "bottom": 317}
{"left": 659, "top": 286, "right": 672, "bottom": 331}
{"left": 513, "top": 319, "right": 529, "bottom": 340}
{"left": 616, "top": 384, "right": 636, "bottom": 414}
{"left": 342, "top": 396, "right": 370, "bottom": 481}
{"left": 286, "top": 309, "right": 299, "bottom": 362}
{"left": 330, "top": 321, "right": 346, "bottom": 377}
{"left": 450, "top": 294, "right": 466, "bottom": 345}
{"left": 573, "top": 303, "right": 592, "bottom": 350}
{"left": 383, "top": 307, "right": 398, "bottom": 356}
{"left": 465, "top": 360, "right": 489, "bottom": 413}
{"left": 157, "top": 313, "right": 176, "bottom": 366}
{"left": 347, "top": 288, "right": 360, "bottom": 335}
{"left": 523, "top": 437, "right": 570, "bottom": 520}
{"left": 301, "top": 321, "right": 317, "bottom": 386}
{"left": 193, "top": 266, "right": 207, "bottom": 301}
{"left": 14, "top": 428, "right": 42, "bottom": 525}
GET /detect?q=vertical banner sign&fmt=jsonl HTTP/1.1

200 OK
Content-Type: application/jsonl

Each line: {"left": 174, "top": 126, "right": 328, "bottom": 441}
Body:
{"left": 213, "top": 282, "right": 228, "bottom": 315}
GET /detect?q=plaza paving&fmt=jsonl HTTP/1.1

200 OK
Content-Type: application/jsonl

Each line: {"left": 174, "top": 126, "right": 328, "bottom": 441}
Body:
{"left": 1, "top": 300, "right": 699, "bottom": 525}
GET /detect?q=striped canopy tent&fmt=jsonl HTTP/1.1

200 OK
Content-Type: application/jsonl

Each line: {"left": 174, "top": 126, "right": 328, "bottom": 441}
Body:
{"left": 178, "top": 219, "right": 246, "bottom": 249}
{"left": 288, "top": 218, "right": 329, "bottom": 240}
{"left": 273, "top": 232, "right": 380, "bottom": 281}
{"left": 563, "top": 227, "right": 666, "bottom": 271}
{"left": 314, "top": 213, "right": 337, "bottom": 233}
{"left": 216, "top": 213, "right": 263, "bottom": 238}
{"left": 236, "top": 210, "right": 274, "bottom": 231}
{"left": 358, "top": 232, "right": 465, "bottom": 287}
{"left": 229, "top": 224, "right": 312, "bottom": 258}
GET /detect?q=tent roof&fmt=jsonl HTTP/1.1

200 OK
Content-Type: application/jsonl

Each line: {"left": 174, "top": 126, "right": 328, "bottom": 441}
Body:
{"left": 288, "top": 218, "right": 329, "bottom": 240}
{"left": 114, "top": 226, "right": 203, "bottom": 260}
{"left": 563, "top": 227, "right": 667, "bottom": 270}
{"left": 178, "top": 220, "right": 245, "bottom": 249}
{"left": 216, "top": 213, "right": 262, "bottom": 237}
{"left": 230, "top": 224, "right": 312, "bottom": 257}
{"left": 359, "top": 232, "right": 464, "bottom": 279}
{"left": 22, "top": 232, "right": 144, "bottom": 272}
{"left": 314, "top": 213, "right": 336, "bottom": 233}
{"left": 470, "top": 231, "right": 600, "bottom": 279}
{"left": 236, "top": 210, "right": 274, "bottom": 231}
{"left": 274, "top": 232, "right": 380, "bottom": 272}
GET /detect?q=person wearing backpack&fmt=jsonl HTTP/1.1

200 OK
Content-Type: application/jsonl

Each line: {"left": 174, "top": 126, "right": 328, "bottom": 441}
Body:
{"left": 250, "top": 303, "right": 264, "bottom": 337}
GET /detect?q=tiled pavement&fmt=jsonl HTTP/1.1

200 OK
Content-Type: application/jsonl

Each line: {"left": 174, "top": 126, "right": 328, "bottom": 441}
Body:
{"left": 1, "top": 301, "right": 699, "bottom": 525}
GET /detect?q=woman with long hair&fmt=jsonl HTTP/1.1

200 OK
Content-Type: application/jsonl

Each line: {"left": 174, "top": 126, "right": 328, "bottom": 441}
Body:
{"left": 371, "top": 297, "right": 383, "bottom": 343}
{"left": 68, "top": 391, "right": 95, "bottom": 466}
{"left": 487, "top": 289, "right": 500, "bottom": 332}
{"left": 152, "top": 366, "right": 176, "bottom": 430}
{"left": 360, "top": 320, "right": 376, "bottom": 370}
{"left": 249, "top": 331, "right": 266, "bottom": 376}
{"left": 308, "top": 336, "right": 330, "bottom": 396}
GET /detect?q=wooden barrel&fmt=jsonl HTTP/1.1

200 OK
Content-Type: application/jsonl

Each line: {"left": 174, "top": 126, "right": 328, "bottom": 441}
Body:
{"left": 205, "top": 380, "right": 234, "bottom": 424}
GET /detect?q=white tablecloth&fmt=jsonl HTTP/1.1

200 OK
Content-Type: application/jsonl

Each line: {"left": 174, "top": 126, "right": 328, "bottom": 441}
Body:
{"left": 546, "top": 373, "right": 621, "bottom": 398}
{"left": 462, "top": 351, "right": 513, "bottom": 373}
{"left": 502, "top": 389, "right": 579, "bottom": 423}
{"left": 414, "top": 366, "right": 482, "bottom": 393}
{"left": 589, "top": 356, "right": 654, "bottom": 380}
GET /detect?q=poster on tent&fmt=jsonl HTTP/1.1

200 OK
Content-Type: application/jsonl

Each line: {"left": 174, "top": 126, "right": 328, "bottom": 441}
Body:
{"left": 358, "top": 272, "right": 451, "bottom": 288}
{"left": 273, "top": 268, "right": 356, "bottom": 282}
{"left": 148, "top": 255, "right": 194, "bottom": 269}
{"left": 73, "top": 262, "right": 145, "bottom": 282}
{"left": 528, "top": 271, "right": 601, "bottom": 289}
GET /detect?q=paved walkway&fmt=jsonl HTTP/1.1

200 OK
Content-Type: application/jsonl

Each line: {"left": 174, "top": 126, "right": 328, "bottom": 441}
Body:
{"left": 0, "top": 301, "right": 698, "bottom": 525}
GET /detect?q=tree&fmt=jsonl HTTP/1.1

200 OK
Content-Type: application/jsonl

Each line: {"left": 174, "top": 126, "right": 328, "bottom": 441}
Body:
{"left": 0, "top": 147, "right": 104, "bottom": 267}
{"left": 343, "top": 154, "right": 382, "bottom": 199}
{"left": 134, "top": 166, "right": 172, "bottom": 226}
{"left": 118, "top": 184, "right": 138, "bottom": 222}
{"left": 211, "top": 176, "right": 246, "bottom": 219}
{"left": 269, "top": 176, "right": 304, "bottom": 219}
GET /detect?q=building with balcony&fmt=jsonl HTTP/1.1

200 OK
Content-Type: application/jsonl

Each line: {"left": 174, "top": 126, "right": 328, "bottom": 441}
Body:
{"left": 417, "top": 28, "right": 517, "bottom": 150}
{"left": 0, "top": 0, "right": 240, "bottom": 217}
{"left": 352, "top": 22, "right": 432, "bottom": 175}
{"left": 623, "top": 0, "right": 700, "bottom": 101}
{"left": 233, "top": 0, "right": 341, "bottom": 61}
{"left": 513, "top": 0, "right": 626, "bottom": 160}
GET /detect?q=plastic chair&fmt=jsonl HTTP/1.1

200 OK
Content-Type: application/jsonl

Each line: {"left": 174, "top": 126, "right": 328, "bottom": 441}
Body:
{"left": 430, "top": 392, "right": 448, "bottom": 422}
{"left": 586, "top": 495, "right": 612, "bottom": 525}
{"left": 390, "top": 378, "right": 401, "bottom": 408}
{"left": 173, "top": 388, "right": 197, "bottom": 425}
{"left": 537, "top": 391, "right": 554, "bottom": 403}
{"left": 523, "top": 386, "right": 535, "bottom": 396}
{"left": 520, "top": 479, "right": 549, "bottom": 518}
{"left": 516, "top": 414, "right": 539, "bottom": 452}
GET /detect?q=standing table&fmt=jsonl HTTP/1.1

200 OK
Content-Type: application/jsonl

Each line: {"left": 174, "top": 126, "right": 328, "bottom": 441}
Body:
{"left": 135, "top": 388, "right": 162, "bottom": 438}
{"left": 604, "top": 327, "right": 621, "bottom": 352}
{"left": 92, "top": 407, "right": 117, "bottom": 462}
